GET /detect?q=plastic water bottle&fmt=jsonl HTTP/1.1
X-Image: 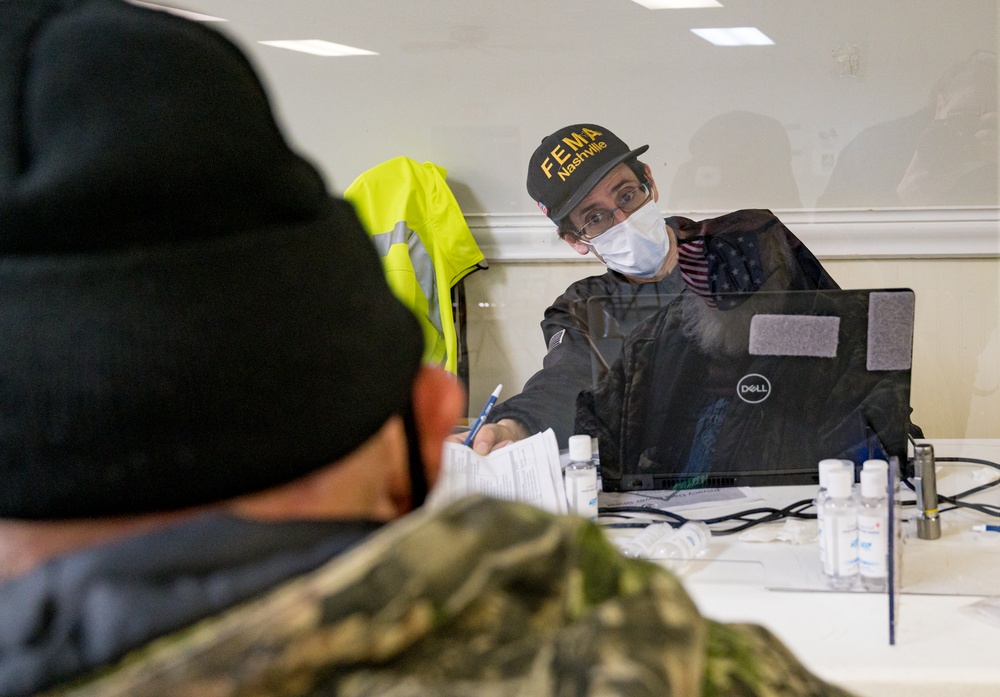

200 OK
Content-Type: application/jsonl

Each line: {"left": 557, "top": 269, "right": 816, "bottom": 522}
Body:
{"left": 816, "top": 459, "right": 849, "bottom": 572}
{"left": 857, "top": 467, "right": 889, "bottom": 592}
{"left": 565, "top": 435, "right": 598, "bottom": 521}
{"left": 648, "top": 521, "right": 712, "bottom": 573}
{"left": 822, "top": 467, "right": 859, "bottom": 590}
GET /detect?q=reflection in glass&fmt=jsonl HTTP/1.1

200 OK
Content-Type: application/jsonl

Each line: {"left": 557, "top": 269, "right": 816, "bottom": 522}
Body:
{"left": 819, "top": 51, "right": 998, "bottom": 208}
{"left": 668, "top": 110, "right": 803, "bottom": 211}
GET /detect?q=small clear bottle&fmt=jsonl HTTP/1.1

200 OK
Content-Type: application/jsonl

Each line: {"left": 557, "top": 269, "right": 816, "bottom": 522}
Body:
{"left": 649, "top": 521, "right": 711, "bottom": 574}
{"left": 862, "top": 458, "right": 890, "bottom": 498}
{"left": 816, "top": 459, "right": 849, "bottom": 572}
{"left": 862, "top": 458, "right": 888, "bottom": 483}
{"left": 857, "top": 468, "right": 889, "bottom": 592}
{"left": 822, "top": 467, "right": 859, "bottom": 590}
{"left": 565, "top": 435, "right": 598, "bottom": 521}
{"left": 862, "top": 458, "right": 888, "bottom": 476}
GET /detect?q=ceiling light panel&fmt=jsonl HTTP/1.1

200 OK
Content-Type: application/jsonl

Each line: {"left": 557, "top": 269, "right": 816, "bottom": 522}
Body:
{"left": 631, "top": 0, "right": 722, "bottom": 8}
{"left": 258, "top": 40, "right": 378, "bottom": 57}
{"left": 691, "top": 27, "right": 774, "bottom": 45}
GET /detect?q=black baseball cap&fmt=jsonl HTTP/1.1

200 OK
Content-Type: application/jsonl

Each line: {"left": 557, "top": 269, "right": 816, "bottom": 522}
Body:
{"left": 526, "top": 124, "right": 649, "bottom": 222}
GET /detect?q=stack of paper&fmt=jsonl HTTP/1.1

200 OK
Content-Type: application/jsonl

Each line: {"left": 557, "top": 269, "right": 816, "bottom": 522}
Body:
{"left": 428, "top": 429, "right": 567, "bottom": 514}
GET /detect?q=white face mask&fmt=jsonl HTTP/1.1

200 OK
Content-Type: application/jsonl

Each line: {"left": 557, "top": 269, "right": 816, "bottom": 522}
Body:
{"left": 588, "top": 200, "right": 671, "bottom": 279}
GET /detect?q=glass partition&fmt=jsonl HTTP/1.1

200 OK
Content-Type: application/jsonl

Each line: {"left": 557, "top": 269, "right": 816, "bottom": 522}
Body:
{"left": 172, "top": 1, "right": 999, "bottom": 446}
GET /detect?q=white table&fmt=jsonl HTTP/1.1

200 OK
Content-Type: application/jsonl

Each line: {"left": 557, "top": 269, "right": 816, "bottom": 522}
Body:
{"left": 600, "top": 440, "right": 1000, "bottom": 697}
{"left": 685, "top": 584, "right": 999, "bottom": 697}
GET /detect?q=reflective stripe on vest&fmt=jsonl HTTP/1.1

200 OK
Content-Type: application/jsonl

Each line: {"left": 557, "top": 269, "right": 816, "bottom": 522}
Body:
{"left": 370, "top": 221, "right": 442, "bottom": 336}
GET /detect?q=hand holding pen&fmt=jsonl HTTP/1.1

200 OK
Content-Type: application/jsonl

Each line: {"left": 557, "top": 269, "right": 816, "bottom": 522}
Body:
{"left": 464, "top": 384, "right": 502, "bottom": 448}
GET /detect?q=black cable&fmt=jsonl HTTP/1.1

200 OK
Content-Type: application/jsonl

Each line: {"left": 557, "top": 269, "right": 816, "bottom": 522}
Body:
{"left": 598, "top": 455, "right": 1000, "bottom": 534}
{"left": 700, "top": 499, "right": 817, "bottom": 536}
{"left": 598, "top": 505, "right": 686, "bottom": 526}
{"left": 599, "top": 498, "right": 817, "bottom": 536}
{"left": 935, "top": 456, "right": 1000, "bottom": 472}
{"left": 900, "top": 454, "right": 1000, "bottom": 519}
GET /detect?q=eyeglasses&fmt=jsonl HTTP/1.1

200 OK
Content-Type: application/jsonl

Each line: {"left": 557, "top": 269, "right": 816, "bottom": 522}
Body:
{"left": 573, "top": 183, "right": 652, "bottom": 241}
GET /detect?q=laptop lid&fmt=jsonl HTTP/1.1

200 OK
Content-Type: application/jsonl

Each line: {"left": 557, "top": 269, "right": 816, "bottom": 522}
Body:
{"left": 581, "top": 288, "right": 915, "bottom": 491}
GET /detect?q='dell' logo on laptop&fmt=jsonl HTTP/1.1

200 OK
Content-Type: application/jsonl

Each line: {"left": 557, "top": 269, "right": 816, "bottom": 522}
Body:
{"left": 737, "top": 373, "right": 771, "bottom": 404}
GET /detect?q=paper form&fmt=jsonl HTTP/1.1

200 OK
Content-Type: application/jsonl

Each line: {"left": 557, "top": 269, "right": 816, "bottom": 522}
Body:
{"left": 429, "top": 429, "right": 567, "bottom": 514}
{"left": 599, "top": 486, "right": 761, "bottom": 513}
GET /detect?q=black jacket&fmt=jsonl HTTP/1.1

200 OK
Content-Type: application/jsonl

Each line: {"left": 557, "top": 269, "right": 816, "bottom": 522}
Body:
{"left": 571, "top": 210, "right": 922, "bottom": 490}
{"left": 486, "top": 245, "right": 684, "bottom": 447}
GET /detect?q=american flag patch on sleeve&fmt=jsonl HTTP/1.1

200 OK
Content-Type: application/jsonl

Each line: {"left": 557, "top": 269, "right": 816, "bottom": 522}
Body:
{"left": 678, "top": 237, "right": 715, "bottom": 306}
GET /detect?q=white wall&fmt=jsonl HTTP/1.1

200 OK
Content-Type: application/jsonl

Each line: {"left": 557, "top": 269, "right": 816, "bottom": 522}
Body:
{"left": 190, "top": 1, "right": 997, "bottom": 213}
{"left": 183, "top": 0, "right": 999, "bottom": 438}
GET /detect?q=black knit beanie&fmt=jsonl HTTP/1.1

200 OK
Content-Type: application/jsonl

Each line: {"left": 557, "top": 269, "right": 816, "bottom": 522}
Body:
{"left": 0, "top": 0, "right": 424, "bottom": 519}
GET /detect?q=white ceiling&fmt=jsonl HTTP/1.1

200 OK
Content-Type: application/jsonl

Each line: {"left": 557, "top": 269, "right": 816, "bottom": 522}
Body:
{"left": 165, "top": 0, "right": 998, "bottom": 212}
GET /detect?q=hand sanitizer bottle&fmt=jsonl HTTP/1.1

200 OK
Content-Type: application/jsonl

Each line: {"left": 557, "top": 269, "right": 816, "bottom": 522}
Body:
{"left": 565, "top": 435, "right": 598, "bottom": 521}
{"left": 862, "top": 458, "right": 888, "bottom": 478}
{"left": 857, "top": 468, "right": 889, "bottom": 592}
{"left": 822, "top": 467, "right": 859, "bottom": 590}
{"left": 816, "top": 459, "right": 849, "bottom": 573}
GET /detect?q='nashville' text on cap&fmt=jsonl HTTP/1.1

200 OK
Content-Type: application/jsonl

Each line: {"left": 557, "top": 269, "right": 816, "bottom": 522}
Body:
{"left": 526, "top": 124, "right": 649, "bottom": 222}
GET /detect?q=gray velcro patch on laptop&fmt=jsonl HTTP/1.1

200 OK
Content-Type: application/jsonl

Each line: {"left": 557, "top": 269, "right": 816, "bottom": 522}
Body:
{"left": 749, "top": 314, "right": 840, "bottom": 358}
{"left": 867, "top": 291, "right": 915, "bottom": 371}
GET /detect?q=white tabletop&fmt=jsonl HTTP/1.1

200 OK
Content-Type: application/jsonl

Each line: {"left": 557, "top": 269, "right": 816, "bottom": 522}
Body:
{"left": 685, "top": 584, "right": 999, "bottom": 697}
{"left": 600, "top": 439, "right": 1000, "bottom": 697}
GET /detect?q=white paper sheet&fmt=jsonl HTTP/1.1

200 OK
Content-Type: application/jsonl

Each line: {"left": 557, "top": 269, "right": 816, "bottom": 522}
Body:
{"left": 428, "top": 429, "right": 567, "bottom": 514}
{"left": 599, "top": 486, "right": 762, "bottom": 513}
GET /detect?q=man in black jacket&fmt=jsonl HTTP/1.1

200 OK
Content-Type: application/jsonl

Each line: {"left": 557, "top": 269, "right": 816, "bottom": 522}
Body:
{"left": 473, "top": 124, "right": 838, "bottom": 455}
{"left": 471, "top": 124, "right": 684, "bottom": 452}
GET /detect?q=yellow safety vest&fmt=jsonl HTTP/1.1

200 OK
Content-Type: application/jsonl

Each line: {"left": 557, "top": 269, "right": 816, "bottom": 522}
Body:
{"left": 344, "top": 157, "right": 485, "bottom": 374}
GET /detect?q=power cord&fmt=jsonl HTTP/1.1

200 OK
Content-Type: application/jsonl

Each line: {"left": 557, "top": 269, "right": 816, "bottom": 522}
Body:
{"left": 599, "top": 454, "right": 1000, "bottom": 535}
{"left": 600, "top": 498, "right": 817, "bottom": 536}
{"left": 899, "top": 454, "right": 1000, "bottom": 518}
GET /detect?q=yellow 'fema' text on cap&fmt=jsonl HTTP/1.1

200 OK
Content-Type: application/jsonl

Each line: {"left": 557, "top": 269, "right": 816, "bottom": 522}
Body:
{"left": 539, "top": 127, "right": 606, "bottom": 181}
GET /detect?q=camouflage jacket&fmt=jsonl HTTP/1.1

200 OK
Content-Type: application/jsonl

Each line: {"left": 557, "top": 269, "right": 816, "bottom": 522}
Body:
{"left": 45, "top": 496, "right": 854, "bottom": 697}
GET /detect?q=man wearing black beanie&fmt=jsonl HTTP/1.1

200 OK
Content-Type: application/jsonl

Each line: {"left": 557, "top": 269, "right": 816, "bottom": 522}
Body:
{"left": 0, "top": 2, "right": 854, "bottom": 696}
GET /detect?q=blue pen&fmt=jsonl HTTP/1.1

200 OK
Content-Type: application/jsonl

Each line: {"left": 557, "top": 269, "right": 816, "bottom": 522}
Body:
{"left": 972, "top": 524, "right": 1000, "bottom": 533}
{"left": 464, "top": 384, "right": 502, "bottom": 447}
